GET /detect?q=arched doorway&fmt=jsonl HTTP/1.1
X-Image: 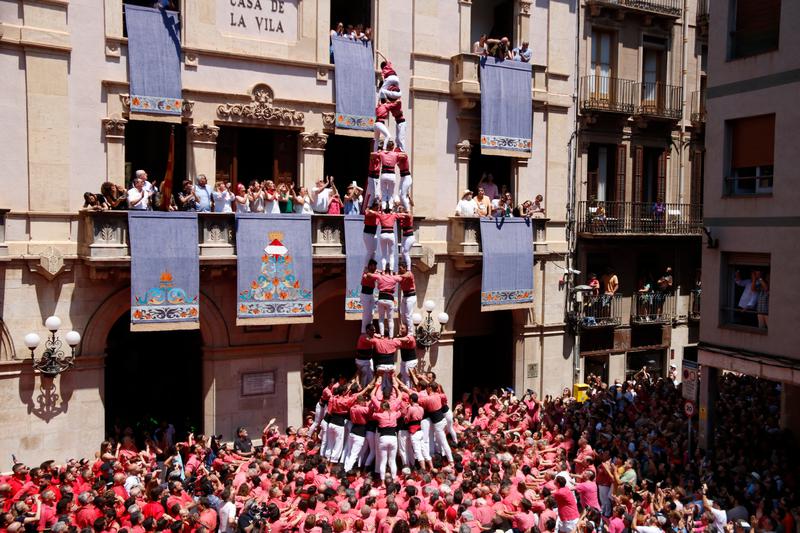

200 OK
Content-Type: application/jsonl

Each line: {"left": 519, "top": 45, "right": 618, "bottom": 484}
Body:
{"left": 104, "top": 311, "right": 203, "bottom": 438}
{"left": 452, "top": 289, "right": 514, "bottom": 399}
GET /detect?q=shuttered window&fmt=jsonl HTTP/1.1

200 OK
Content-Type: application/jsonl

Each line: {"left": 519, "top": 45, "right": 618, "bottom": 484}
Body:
{"left": 731, "top": 0, "right": 781, "bottom": 58}
{"left": 727, "top": 114, "right": 775, "bottom": 195}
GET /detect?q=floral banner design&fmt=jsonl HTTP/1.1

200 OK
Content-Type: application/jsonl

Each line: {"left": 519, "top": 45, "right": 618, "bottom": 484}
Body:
{"left": 128, "top": 211, "right": 199, "bottom": 331}
{"left": 130, "top": 95, "right": 183, "bottom": 116}
{"left": 479, "top": 56, "right": 532, "bottom": 158}
{"left": 479, "top": 218, "right": 534, "bottom": 312}
{"left": 236, "top": 214, "right": 314, "bottom": 325}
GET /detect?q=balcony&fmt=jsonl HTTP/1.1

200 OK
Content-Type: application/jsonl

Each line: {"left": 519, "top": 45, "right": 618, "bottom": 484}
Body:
{"left": 0, "top": 209, "right": 8, "bottom": 260}
{"left": 637, "top": 82, "right": 683, "bottom": 120}
{"left": 576, "top": 293, "right": 624, "bottom": 329}
{"left": 689, "top": 288, "right": 701, "bottom": 321}
{"left": 577, "top": 201, "right": 703, "bottom": 236}
{"left": 78, "top": 212, "right": 422, "bottom": 264}
{"left": 631, "top": 292, "right": 676, "bottom": 324}
{"left": 586, "top": 0, "right": 682, "bottom": 18}
{"left": 450, "top": 53, "right": 481, "bottom": 104}
{"left": 580, "top": 76, "right": 637, "bottom": 114}
{"left": 690, "top": 90, "right": 706, "bottom": 124}
{"left": 580, "top": 77, "right": 682, "bottom": 120}
{"left": 447, "top": 216, "right": 550, "bottom": 257}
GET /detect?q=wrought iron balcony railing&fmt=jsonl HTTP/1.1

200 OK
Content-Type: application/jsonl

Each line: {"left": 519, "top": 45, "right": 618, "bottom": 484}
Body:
{"left": 580, "top": 76, "right": 637, "bottom": 114}
{"left": 631, "top": 292, "right": 676, "bottom": 324}
{"left": 576, "top": 293, "right": 624, "bottom": 329}
{"left": 689, "top": 288, "right": 701, "bottom": 321}
{"left": 690, "top": 90, "right": 706, "bottom": 124}
{"left": 577, "top": 201, "right": 703, "bottom": 235}
{"left": 637, "top": 81, "right": 683, "bottom": 119}
{"left": 587, "top": 0, "right": 682, "bottom": 17}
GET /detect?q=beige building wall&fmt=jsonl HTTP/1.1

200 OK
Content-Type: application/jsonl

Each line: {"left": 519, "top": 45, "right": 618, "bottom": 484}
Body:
{"left": 0, "top": 0, "right": 579, "bottom": 466}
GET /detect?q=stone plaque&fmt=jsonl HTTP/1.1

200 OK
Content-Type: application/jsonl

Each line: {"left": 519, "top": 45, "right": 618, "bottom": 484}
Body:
{"left": 218, "top": 0, "right": 298, "bottom": 42}
{"left": 241, "top": 371, "right": 276, "bottom": 396}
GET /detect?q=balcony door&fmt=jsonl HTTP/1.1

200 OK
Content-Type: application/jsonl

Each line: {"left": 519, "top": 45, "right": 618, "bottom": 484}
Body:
{"left": 641, "top": 41, "right": 666, "bottom": 112}
{"left": 591, "top": 30, "right": 614, "bottom": 105}
{"left": 587, "top": 143, "right": 622, "bottom": 203}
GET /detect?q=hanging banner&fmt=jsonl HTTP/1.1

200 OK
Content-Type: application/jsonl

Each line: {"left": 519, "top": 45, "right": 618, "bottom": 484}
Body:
{"left": 331, "top": 36, "right": 376, "bottom": 137}
{"left": 345, "top": 215, "right": 369, "bottom": 320}
{"left": 129, "top": 211, "right": 199, "bottom": 331}
{"left": 236, "top": 213, "right": 314, "bottom": 325}
{"left": 480, "top": 57, "right": 532, "bottom": 157}
{"left": 480, "top": 217, "right": 534, "bottom": 311}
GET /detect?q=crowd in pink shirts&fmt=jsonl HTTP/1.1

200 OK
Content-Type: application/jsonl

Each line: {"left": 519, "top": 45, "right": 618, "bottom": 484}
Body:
{"left": 0, "top": 371, "right": 797, "bottom": 533}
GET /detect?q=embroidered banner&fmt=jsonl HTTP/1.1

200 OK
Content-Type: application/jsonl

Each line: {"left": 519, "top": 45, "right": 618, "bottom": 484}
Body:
{"left": 124, "top": 5, "right": 183, "bottom": 115}
{"left": 479, "top": 57, "right": 532, "bottom": 158}
{"left": 331, "top": 36, "right": 375, "bottom": 137}
{"left": 480, "top": 217, "right": 534, "bottom": 311}
{"left": 236, "top": 213, "right": 314, "bottom": 325}
{"left": 128, "top": 211, "right": 199, "bottom": 331}
{"left": 344, "top": 215, "right": 369, "bottom": 320}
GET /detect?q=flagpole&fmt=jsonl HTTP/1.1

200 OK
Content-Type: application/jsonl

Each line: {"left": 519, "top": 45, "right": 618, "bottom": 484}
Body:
{"left": 160, "top": 126, "right": 176, "bottom": 211}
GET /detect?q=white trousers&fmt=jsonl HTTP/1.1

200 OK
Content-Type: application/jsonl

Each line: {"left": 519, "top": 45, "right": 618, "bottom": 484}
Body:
{"left": 378, "top": 232, "right": 395, "bottom": 271}
{"left": 374, "top": 122, "right": 392, "bottom": 151}
{"left": 355, "top": 358, "right": 373, "bottom": 388}
{"left": 379, "top": 173, "right": 397, "bottom": 209}
{"left": 397, "top": 430, "right": 412, "bottom": 466}
{"left": 400, "top": 235, "right": 415, "bottom": 270}
{"left": 377, "top": 299, "right": 395, "bottom": 338}
{"left": 444, "top": 408, "right": 457, "bottom": 443}
{"left": 364, "top": 179, "right": 380, "bottom": 212}
{"left": 400, "top": 293, "right": 416, "bottom": 334}
{"left": 325, "top": 422, "right": 345, "bottom": 463}
{"left": 410, "top": 429, "right": 426, "bottom": 464}
{"left": 363, "top": 231, "right": 377, "bottom": 266}
{"left": 420, "top": 418, "right": 432, "bottom": 461}
{"left": 396, "top": 121, "right": 407, "bottom": 152}
{"left": 319, "top": 419, "right": 329, "bottom": 452}
{"left": 343, "top": 432, "right": 366, "bottom": 472}
{"left": 400, "top": 358, "right": 418, "bottom": 386}
{"left": 431, "top": 418, "right": 453, "bottom": 462}
{"left": 376, "top": 435, "right": 398, "bottom": 479}
{"left": 360, "top": 292, "right": 375, "bottom": 333}
{"left": 379, "top": 76, "right": 402, "bottom": 100}
{"left": 399, "top": 174, "right": 413, "bottom": 211}
{"left": 309, "top": 401, "right": 326, "bottom": 434}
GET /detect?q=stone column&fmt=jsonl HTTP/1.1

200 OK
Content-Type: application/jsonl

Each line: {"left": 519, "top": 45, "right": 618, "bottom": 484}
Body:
{"left": 458, "top": 0, "right": 473, "bottom": 54}
{"left": 102, "top": 117, "right": 127, "bottom": 186}
{"left": 299, "top": 131, "right": 328, "bottom": 190}
{"left": 455, "top": 140, "right": 472, "bottom": 196}
{"left": 516, "top": 0, "right": 532, "bottom": 44}
{"left": 428, "top": 333, "right": 455, "bottom": 402}
{"left": 188, "top": 123, "right": 220, "bottom": 184}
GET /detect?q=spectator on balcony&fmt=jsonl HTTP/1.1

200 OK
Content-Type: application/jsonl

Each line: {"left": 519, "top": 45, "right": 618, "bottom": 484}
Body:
{"left": 327, "top": 192, "right": 344, "bottom": 215}
{"left": 601, "top": 267, "right": 619, "bottom": 305}
{"left": 472, "top": 34, "right": 488, "bottom": 55}
{"left": 81, "top": 192, "right": 107, "bottom": 212}
{"left": 289, "top": 185, "right": 314, "bottom": 215}
{"left": 194, "top": 175, "right": 213, "bottom": 213}
{"left": 532, "top": 194, "right": 546, "bottom": 216}
{"left": 176, "top": 180, "right": 198, "bottom": 212}
{"left": 310, "top": 177, "right": 335, "bottom": 214}
{"left": 127, "top": 176, "right": 153, "bottom": 210}
{"left": 637, "top": 277, "right": 653, "bottom": 319}
{"left": 734, "top": 270, "right": 759, "bottom": 312}
{"left": 263, "top": 180, "right": 281, "bottom": 214}
{"left": 473, "top": 187, "right": 492, "bottom": 218}
{"left": 588, "top": 273, "right": 600, "bottom": 296}
{"left": 234, "top": 183, "right": 250, "bottom": 214}
{"left": 492, "top": 195, "right": 513, "bottom": 218}
{"left": 276, "top": 183, "right": 293, "bottom": 214}
{"left": 513, "top": 41, "right": 531, "bottom": 63}
{"left": 248, "top": 180, "right": 265, "bottom": 213}
{"left": 513, "top": 199, "right": 533, "bottom": 218}
{"left": 212, "top": 181, "right": 234, "bottom": 213}
{"left": 756, "top": 273, "right": 769, "bottom": 329}
{"left": 101, "top": 182, "right": 127, "bottom": 211}
{"left": 486, "top": 37, "right": 513, "bottom": 60}
{"left": 344, "top": 182, "right": 364, "bottom": 215}
{"left": 455, "top": 190, "right": 478, "bottom": 217}
{"left": 478, "top": 173, "right": 499, "bottom": 200}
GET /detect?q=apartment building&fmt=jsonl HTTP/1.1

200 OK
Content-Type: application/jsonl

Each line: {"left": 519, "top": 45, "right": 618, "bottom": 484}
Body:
{"left": 0, "top": 0, "right": 578, "bottom": 464}
{"left": 570, "top": 0, "right": 708, "bottom": 383}
{"left": 697, "top": 0, "right": 800, "bottom": 444}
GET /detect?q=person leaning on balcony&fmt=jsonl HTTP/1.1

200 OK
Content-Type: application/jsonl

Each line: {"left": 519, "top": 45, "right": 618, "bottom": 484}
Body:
{"left": 532, "top": 194, "right": 546, "bottom": 216}
{"left": 101, "top": 181, "right": 127, "bottom": 210}
{"left": 513, "top": 41, "right": 531, "bottom": 63}
{"left": 455, "top": 190, "right": 478, "bottom": 217}
{"left": 473, "top": 187, "right": 492, "bottom": 218}
{"left": 472, "top": 34, "right": 488, "bottom": 55}
{"left": 486, "top": 36, "right": 513, "bottom": 60}
{"left": 81, "top": 192, "right": 107, "bottom": 212}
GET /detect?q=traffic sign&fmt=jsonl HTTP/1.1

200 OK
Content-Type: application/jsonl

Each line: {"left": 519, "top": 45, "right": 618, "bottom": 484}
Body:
{"left": 684, "top": 400, "right": 695, "bottom": 417}
{"left": 682, "top": 360, "right": 699, "bottom": 401}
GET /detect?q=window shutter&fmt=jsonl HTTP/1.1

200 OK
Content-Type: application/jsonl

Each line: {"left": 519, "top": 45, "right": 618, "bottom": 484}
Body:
{"left": 657, "top": 148, "right": 668, "bottom": 203}
{"left": 691, "top": 149, "right": 704, "bottom": 206}
{"left": 633, "top": 145, "right": 643, "bottom": 202}
{"left": 615, "top": 144, "right": 627, "bottom": 203}
{"left": 730, "top": 114, "right": 775, "bottom": 169}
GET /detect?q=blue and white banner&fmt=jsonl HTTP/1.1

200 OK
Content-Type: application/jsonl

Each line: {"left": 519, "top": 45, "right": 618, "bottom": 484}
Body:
{"left": 480, "top": 217, "right": 534, "bottom": 311}
{"left": 128, "top": 211, "right": 199, "bottom": 330}
{"left": 344, "top": 215, "right": 368, "bottom": 319}
{"left": 124, "top": 5, "right": 183, "bottom": 115}
{"left": 331, "top": 36, "right": 376, "bottom": 137}
{"left": 236, "top": 214, "right": 314, "bottom": 325}
{"left": 480, "top": 57, "right": 532, "bottom": 157}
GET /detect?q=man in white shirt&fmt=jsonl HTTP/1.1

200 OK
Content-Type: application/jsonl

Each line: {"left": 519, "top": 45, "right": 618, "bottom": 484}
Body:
{"left": 127, "top": 176, "right": 150, "bottom": 210}
{"left": 310, "top": 176, "right": 333, "bottom": 213}
{"left": 455, "top": 190, "right": 478, "bottom": 216}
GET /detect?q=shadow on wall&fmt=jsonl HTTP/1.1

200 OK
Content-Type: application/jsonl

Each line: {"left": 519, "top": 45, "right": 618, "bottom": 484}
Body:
{"left": 18, "top": 373, "right": 75, "bottom": 423}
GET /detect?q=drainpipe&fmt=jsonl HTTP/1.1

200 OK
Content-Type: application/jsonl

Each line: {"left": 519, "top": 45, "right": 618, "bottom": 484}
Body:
{"left": 678, "top": 0, "right": 689, "bottom": 203}
{"left": 567, "top": 0, "right": 582, "bottom": 385}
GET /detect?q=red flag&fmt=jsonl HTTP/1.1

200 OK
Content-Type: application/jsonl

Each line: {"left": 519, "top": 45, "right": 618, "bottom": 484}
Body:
{"left": 159, "top": 127, "right": 175, "bottom": 211}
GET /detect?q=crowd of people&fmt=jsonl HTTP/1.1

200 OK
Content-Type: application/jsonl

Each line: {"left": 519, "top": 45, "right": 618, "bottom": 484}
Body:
{"left": 454, "top": 175, "right": 545, "bottom": 219}
{"left": 472, "top": 35, "right": 531, "bottom": 63}
{"left": 1, "top": 368, "right": 796, "bottom": 533}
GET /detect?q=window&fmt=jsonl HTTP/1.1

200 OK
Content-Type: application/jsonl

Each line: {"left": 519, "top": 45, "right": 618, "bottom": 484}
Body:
{"left": 125, "top": 121, "right": 186, "bottom": 188}
{"left": 721, "top": 253, "right": 770, "bottom": 330}
{"left": 641, "top": 37, "right": 667, "bottom": 112}
{"left": 626, "top": 349, "right": 666, "bottom": 380}
{"left": 468, "top": 149, "right": 513, "bottom": 201}
{"left": 215, "top": 127, "right": 298, "bottom": 188}
{"left": 589, "top": 30, "right": 616, "bottom": 104}
{"left": 729, "top": 0, "right": 780, "bottom": 59}
{"left": 323, "top": 135, "right": 372, "bottom": 197}
{"left": 470, "top": 0, "right": 514, "bottom": 47}
{"left": 726, "top": 114, "right": 775, "bottom": 195}
{"left": 330, "top": 0, "right": 372, "bottom": 40}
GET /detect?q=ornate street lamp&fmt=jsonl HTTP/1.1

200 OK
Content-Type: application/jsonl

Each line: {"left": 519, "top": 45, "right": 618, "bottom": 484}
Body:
{"left": 23, "top": 316, "right": 81, "bottom": 377}
{"left": 411, "top": 299, "right": 449, "bottom": 348}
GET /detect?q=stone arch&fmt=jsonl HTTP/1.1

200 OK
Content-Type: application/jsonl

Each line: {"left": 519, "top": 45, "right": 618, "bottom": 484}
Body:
{"left": 81, "top": 288, "right": 229, "bottom": 358}
{"left": 444, "top": 273, "right": 482, "bottom": 323}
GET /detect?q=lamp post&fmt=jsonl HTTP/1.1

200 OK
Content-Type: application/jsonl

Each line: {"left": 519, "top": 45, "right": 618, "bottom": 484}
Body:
{"left": 23, "top": 316, "right": 81, "bottom": 377}
{"left": 411, "top": 299, "right": 449, "bottom": 349}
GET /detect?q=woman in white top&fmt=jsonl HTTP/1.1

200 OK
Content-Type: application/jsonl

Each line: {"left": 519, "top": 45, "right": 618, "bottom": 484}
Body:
{"left": 249, "top": 180, "right": 265, "bottom": 213}
{"left": 290, "top": 185, "right": 314, "bottom": 214}
{"left": 234, "top": 183, "right": 250, "bottom": 213}
{"left": 212, "top": 181, "right": 234, "bottom": 213}
{"left": 455, "top": 190, "right": 478, "bottom": 216}
{"left": 263, "top": 180, "right": 281, "bottom": 214}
